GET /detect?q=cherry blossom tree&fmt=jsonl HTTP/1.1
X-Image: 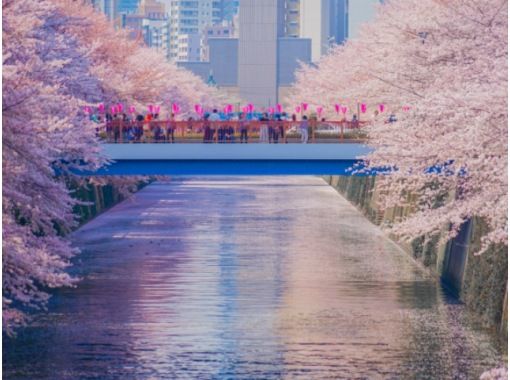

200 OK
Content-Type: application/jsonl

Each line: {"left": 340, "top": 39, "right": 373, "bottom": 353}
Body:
{"left": 290, "top": 0, "right": 507, "bottom": 254}
{"left": 3, "top": 0, "right": 220, "bottom": 332}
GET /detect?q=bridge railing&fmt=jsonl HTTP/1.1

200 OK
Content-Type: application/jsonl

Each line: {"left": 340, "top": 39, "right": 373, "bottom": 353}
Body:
{"left": 98, "top": 120, "right": 368, "bottom": 144}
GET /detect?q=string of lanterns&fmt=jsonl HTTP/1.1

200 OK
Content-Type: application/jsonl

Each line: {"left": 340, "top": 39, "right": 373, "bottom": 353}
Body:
{"left": 83, "top": 102, "right": 412, "bottom": 117}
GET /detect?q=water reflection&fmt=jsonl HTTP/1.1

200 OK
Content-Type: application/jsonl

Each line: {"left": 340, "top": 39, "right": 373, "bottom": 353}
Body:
{"left": 3, "top": 177, "right": 503, "bottom": 379}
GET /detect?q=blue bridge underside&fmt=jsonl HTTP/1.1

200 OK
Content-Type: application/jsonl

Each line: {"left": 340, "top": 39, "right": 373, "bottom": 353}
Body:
{"left": 82, "top": 160, "right": 367, "bottom": 176}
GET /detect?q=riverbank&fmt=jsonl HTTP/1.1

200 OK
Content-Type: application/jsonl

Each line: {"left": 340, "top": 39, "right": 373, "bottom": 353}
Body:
{"left": 324, "top": 175, "right": 508, "bottom": 339}
{"left": 71, "top": 178, "right": 149, "bottom": 225}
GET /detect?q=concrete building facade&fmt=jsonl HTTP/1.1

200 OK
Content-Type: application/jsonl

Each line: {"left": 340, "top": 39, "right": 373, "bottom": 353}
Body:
{"left": 238, "top": 0, "right": 281, "bottom": 107}
{"left": 177, "top": 33, "right": 201, "bottom": 61}
{"left": 201, "top": 21, "right": 235, "bottom": 61}
{"left": 166, "top": 0, "right": 225, "bottom": 60}
{"left": 300, "top": 0, "right": 348, "bottom": 62}
{"left": 178, "top": 0, "right": 311, "bottom": 107}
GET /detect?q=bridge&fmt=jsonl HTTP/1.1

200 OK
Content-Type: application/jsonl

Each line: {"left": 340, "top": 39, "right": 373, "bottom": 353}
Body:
{"left": 81, "top": 120, "right": 373, "bottom": 176}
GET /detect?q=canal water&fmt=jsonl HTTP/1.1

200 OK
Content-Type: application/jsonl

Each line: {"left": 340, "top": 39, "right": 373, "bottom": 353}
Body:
{"left": 3, "top": 177, "right": 504, "bottom": 379}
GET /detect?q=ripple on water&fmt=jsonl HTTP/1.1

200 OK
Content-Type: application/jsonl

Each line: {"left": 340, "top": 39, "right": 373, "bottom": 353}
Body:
{"left": 3, "top": 177, "right": 504, "bottom": 379}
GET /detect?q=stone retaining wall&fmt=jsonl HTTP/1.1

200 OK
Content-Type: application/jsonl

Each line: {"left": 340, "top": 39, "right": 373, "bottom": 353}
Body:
{"left": 325, "top": 175, "right": 507, "bottom": 337}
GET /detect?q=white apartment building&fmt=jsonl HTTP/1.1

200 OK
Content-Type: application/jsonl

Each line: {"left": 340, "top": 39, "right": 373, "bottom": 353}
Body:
{"left": 167, "top": 1, "right": 223, "bottom": 60}
{"left": 177, "top": 33, "right": 201, "bottom": 61}
{"left": 200, "top": 21, "right": 234, "bottom": 61}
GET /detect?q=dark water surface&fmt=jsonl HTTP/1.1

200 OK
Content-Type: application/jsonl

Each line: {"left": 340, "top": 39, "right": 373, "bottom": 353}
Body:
{"left": 3, "top": 177, "right": 504, "bottom": 379}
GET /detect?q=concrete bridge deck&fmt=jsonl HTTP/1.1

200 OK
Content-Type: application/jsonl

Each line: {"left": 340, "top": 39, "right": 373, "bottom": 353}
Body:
{"left": 83, "top": 143, "right": 373, "bottom": 176}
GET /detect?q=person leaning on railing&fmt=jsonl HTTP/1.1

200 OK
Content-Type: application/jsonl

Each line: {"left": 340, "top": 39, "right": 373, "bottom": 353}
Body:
{"left": 259, "top": 114, "right": 269, "bottom": 143}
{"left": 135, "top": 114, "right": 144, "bottom": 142}
{"left": 166, "top": 113, "right": 176, "bottom": 143}
{"left": 203, "top": 113, "right": 212, "bottom": 143}
{"left": 239, "top": 113, "right": 249, "bottom": 143}
{"left": 299, "top": 115, "right": 309, "bottom": 144}
{"left": 272, "top": 116, "right": 283, "bottom": 144}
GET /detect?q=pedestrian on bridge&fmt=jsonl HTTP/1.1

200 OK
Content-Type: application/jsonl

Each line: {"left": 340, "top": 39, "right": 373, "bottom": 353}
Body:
{"left": 166, "top": 113, "right": 176, "bottom": 143}
{"left": 300, "top": 115, "right": 309, "bottom": 144}
{"left": 259, "top": 115, "right": 269, "bottom": 143}
{"left": 239, "top": 113, "right": 249, "bottom": 144}
{"left": 273, "top": 116, "right": 284, "bottom": 144}
{"left": 203, "top": 114, "right": 212, "bottom": 143}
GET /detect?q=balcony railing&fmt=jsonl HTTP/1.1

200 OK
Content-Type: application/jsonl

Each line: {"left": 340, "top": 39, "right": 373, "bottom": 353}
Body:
{"left": 99, "top": 120, "right": 368, "bottom": 144}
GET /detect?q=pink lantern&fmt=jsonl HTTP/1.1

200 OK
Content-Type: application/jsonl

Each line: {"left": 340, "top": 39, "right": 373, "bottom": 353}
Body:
{"left": 247, "top": 103, "right": 254, "bottom": 113}
{"left": 226, "top": 104, "right": 233, "bottom": 113}
{"left": 83, "top": 106, "right": 92, "bottom": 114}
{"left": 402, "top": 105, "right": 411, "bottom": 112}
{"left": 98, "top": 103, "right": 105, "bottom": 113}
{"left": 360, "top": 103, "right": 367, "bottom": 113}
{"left": 172, "top": 103, "right": 180, "bottom": 114}
{"left": 379, "top": 104, "right": 385, "bottom": 113}
{"left": 117, "top": 103, "right": 124, "bottom": 113}
{"left": 148, "top": 104, "right": 154, "bottom": 113}
{"left": 316, "top": 106, "right": 323, "bottom": 116}
{"left": 334, "top": 104, "right": 340, "bottom": 114}
{"left": 302, "top": 103, "right": 308, "bottom": 111}
{"left": 128, "top": 105, "right": 136, "bottom": 114}
{"left": 154, "top": 105, "right": 161, "bottom": 114}
{"left": 194, "top": 104, "right": 203, "bottom": 115}
{"left": 111, "top": 105, "right": 117, "bottom": 114}
{"left": 341, "top": 106, "right": 348, "bottom": 114}
{"left": 295, "top": 106, "right": 301, "bottom": 114}
{"left": 241, "top": 106, "right": 248, "bottom": 114}
{"left": 268, "top": 107, "right": 274, "bottom": 114}
{"left": 276, "top": 104, "right": 283, "bottom": 113}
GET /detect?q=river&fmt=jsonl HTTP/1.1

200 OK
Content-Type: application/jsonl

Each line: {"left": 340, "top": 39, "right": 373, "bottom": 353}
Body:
{"left": 3, "top": 177, "right": 504, "bottom": 379}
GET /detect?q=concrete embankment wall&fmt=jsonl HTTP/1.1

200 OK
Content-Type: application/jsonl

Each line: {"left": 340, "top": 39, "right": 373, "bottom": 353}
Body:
{"left": 71, "top": 180, "right": 147, "bottom": 225}
{"left": 324, "top": 175, "right": 508, "bottom": 337}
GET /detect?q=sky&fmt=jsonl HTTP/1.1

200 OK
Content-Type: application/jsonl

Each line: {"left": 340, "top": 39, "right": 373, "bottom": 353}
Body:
{"left": 349, "top": 0, "right": 380, "bottom": 39}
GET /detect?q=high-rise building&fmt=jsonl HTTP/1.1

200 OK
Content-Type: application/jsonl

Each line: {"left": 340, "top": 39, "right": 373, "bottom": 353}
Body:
{"left": 178, "top": 0, "right": 311, "bottom": 106}
{"left": 213, "top": 0, "right": 240, "bottom": 22}
{"left": 348, "top": 0, "right": 378, "bottom": 38}
{"left": 238, "top": 0, "right": 281, "bottom": 106}
{"left": 177, "top": 33, "right": 201, "bottom": 61}
{"left": 299, "top": 0, "right": 348, "bottom": 62}
{"left": 237, "top": 0, "right": 310, "bottom": 106}
{"left": 122, "top": 0, "right": 170, "bottom": 57}
{"left": 92, "top": 0, "right": 118, "bottom": 21}
{"left": 117, "top": 0, "right": 140, "bottom": 15}
{"left": 166, "top": 1, "right": 225, "bottom": 61}
{"left": 201, "top": 21, "right": 235, "bottom": 61}
{"left": 284, "top": 0, "right": 300, "bottom": 37}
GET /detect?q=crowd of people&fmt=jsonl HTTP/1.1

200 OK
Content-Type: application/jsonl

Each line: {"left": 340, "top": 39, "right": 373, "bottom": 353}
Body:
{"left": 92, "top": 108, "right": 393, "bottom": 144}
